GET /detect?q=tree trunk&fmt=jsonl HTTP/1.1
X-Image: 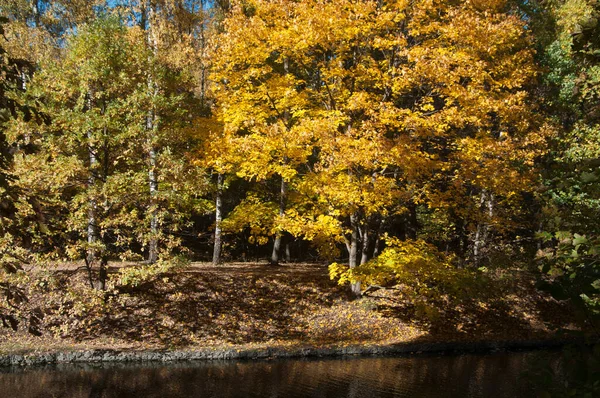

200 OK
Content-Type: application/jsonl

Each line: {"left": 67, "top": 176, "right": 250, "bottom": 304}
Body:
{"left": 98, "top": 256, "right": 107, "bottom": 291}
{"left": 285, "top": 240, "right": 291, "bottom": 262}
{"left": 97, "top": 121, "right": 110, "bottom": 291}
{"left": 360, "top": 223, "right": 369, "bottom": 265}
{"left": 271, "top": 57, "right": 290, "bottom": 265}
{"left": 349, "top": 213, "right": 361, "bottom": 297}
{"left": 145, "top": 2, "right": 159, "bottom": 264}
{"left": 271, "top": 234, "right": 281, "bottom": 264}
{"left": 482, "top": 191, "right": 494, "bottom": 254}
{"left": 270, "top": 177, "right": 286, "bottom": 265}
{"left": 372, "top": 217, "right": 384, "bottom": 258}
{"left": 147, "top": 143, "right": 158, "bottom": 263}
{"left": 473, "top": 230, "right": 483, "bottom": 263}
{"left": 473, "top": 190, "right": 494, "bottom": 266}
{"left": 30, "top": 0, "right": 40, "bottom": 27}
{"left": 20, "top": 71, "right": 27, "bottom": 91}
{"left": 86, "top": 92, "right": 97, "bottom": 270}
{"left": 212, "top": 173, "right": 223, "bottom": 265}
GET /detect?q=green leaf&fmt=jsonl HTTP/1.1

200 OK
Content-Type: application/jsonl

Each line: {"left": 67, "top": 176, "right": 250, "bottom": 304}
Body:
{"left": 581, "top": 171, "right": 599, "bottom": 183}
{"left": 570, "top": 271, "right": 578, "bottom": 279}
{"left": 556, "top": 231, "right": 573, "bottom": 240}
{"left": 536, "top": 231, "right": 554, "bottom": 242}
{"left": 573, "top": 234, "right": 588, "bottom": 246}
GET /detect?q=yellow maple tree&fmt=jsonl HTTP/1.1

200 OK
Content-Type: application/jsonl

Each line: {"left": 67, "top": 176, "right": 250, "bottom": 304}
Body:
{"left": 213, "top": 0, "right": 546, "bottom": 292}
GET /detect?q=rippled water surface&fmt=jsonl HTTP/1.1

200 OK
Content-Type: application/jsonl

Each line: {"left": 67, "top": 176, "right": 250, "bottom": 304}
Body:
{"left": 0, "top": 350, "right": 561, "bottom": 397}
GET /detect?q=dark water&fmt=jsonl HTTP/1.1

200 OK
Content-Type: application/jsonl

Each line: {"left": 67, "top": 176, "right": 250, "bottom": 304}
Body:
{"left": 0, "top": 350, "right": 562, "bottom": 398}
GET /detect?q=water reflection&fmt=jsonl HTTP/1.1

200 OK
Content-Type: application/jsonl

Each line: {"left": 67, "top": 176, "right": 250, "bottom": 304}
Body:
{"left": 0, "top": 350, "right": 560, "bottom": 398}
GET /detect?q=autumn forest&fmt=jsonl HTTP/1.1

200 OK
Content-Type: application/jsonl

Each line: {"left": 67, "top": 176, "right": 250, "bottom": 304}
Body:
{"left": 0, "top": 0, "right": 599, "bottom": 383}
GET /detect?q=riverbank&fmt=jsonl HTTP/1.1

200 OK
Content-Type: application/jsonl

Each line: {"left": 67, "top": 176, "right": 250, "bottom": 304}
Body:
{"left": 0, "top": 262, "right": 595, "bottom": 366}
{"left": 1, "top": 347, "right": 571, "bottom": 398}
{"left": 0, "top": 337, "right": 583, "bottom": 367}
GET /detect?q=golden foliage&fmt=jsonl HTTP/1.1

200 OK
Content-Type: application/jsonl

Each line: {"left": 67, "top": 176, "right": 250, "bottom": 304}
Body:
{"left": 212, "top": 0, "right": 545, "bottom": 258}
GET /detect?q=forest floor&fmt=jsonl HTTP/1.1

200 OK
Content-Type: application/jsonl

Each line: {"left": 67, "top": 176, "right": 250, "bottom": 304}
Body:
{"left": 0, "top": 262, "right": 594, "bottom": 356}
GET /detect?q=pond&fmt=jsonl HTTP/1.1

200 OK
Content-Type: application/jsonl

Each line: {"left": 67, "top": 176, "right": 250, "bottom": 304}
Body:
{"left": 0, "top": 349, "right": 564, "bottom": 397}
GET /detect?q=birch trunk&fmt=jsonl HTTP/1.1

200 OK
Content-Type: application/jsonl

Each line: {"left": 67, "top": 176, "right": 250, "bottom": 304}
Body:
{"left": 473, "top": 190, "right": 494, "bottom": 266}
{"left": 86, "top": 92, "right": 97, "bottom": 271}
{"left": 30, "top": 0, "right": 40, "bottom": 27}
{"left": 86, "top": 132, "right": 97, "bottom": 268}
{"left": 271, "top": 57, "right": 290, "bottom": 265}
{"left": 147, "top": 144, "right": 158, "bottom": 263}
{"left": 270, "top": 177, "right": 286, "bottom": 265}
{"left": 145, "top": 2, "right": 159, "bottom": 264}
{"left": 472, "top": 192, "right": 486, "bottom": 265}
{"left": 349, "top": 213, "right": 361, "bottom": 297}
{"left": 212, "top": 173, "right": 223, "bottom": 265}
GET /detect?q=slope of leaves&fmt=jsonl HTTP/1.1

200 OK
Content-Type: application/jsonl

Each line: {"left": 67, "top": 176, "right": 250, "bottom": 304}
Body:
{"left": 0, "top": 263, "right": 590, "bottom": 354}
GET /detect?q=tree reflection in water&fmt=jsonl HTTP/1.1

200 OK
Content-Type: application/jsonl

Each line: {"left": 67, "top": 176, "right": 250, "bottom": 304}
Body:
{"left": 0, "top": 350, "right": 563, "bottom": 398}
